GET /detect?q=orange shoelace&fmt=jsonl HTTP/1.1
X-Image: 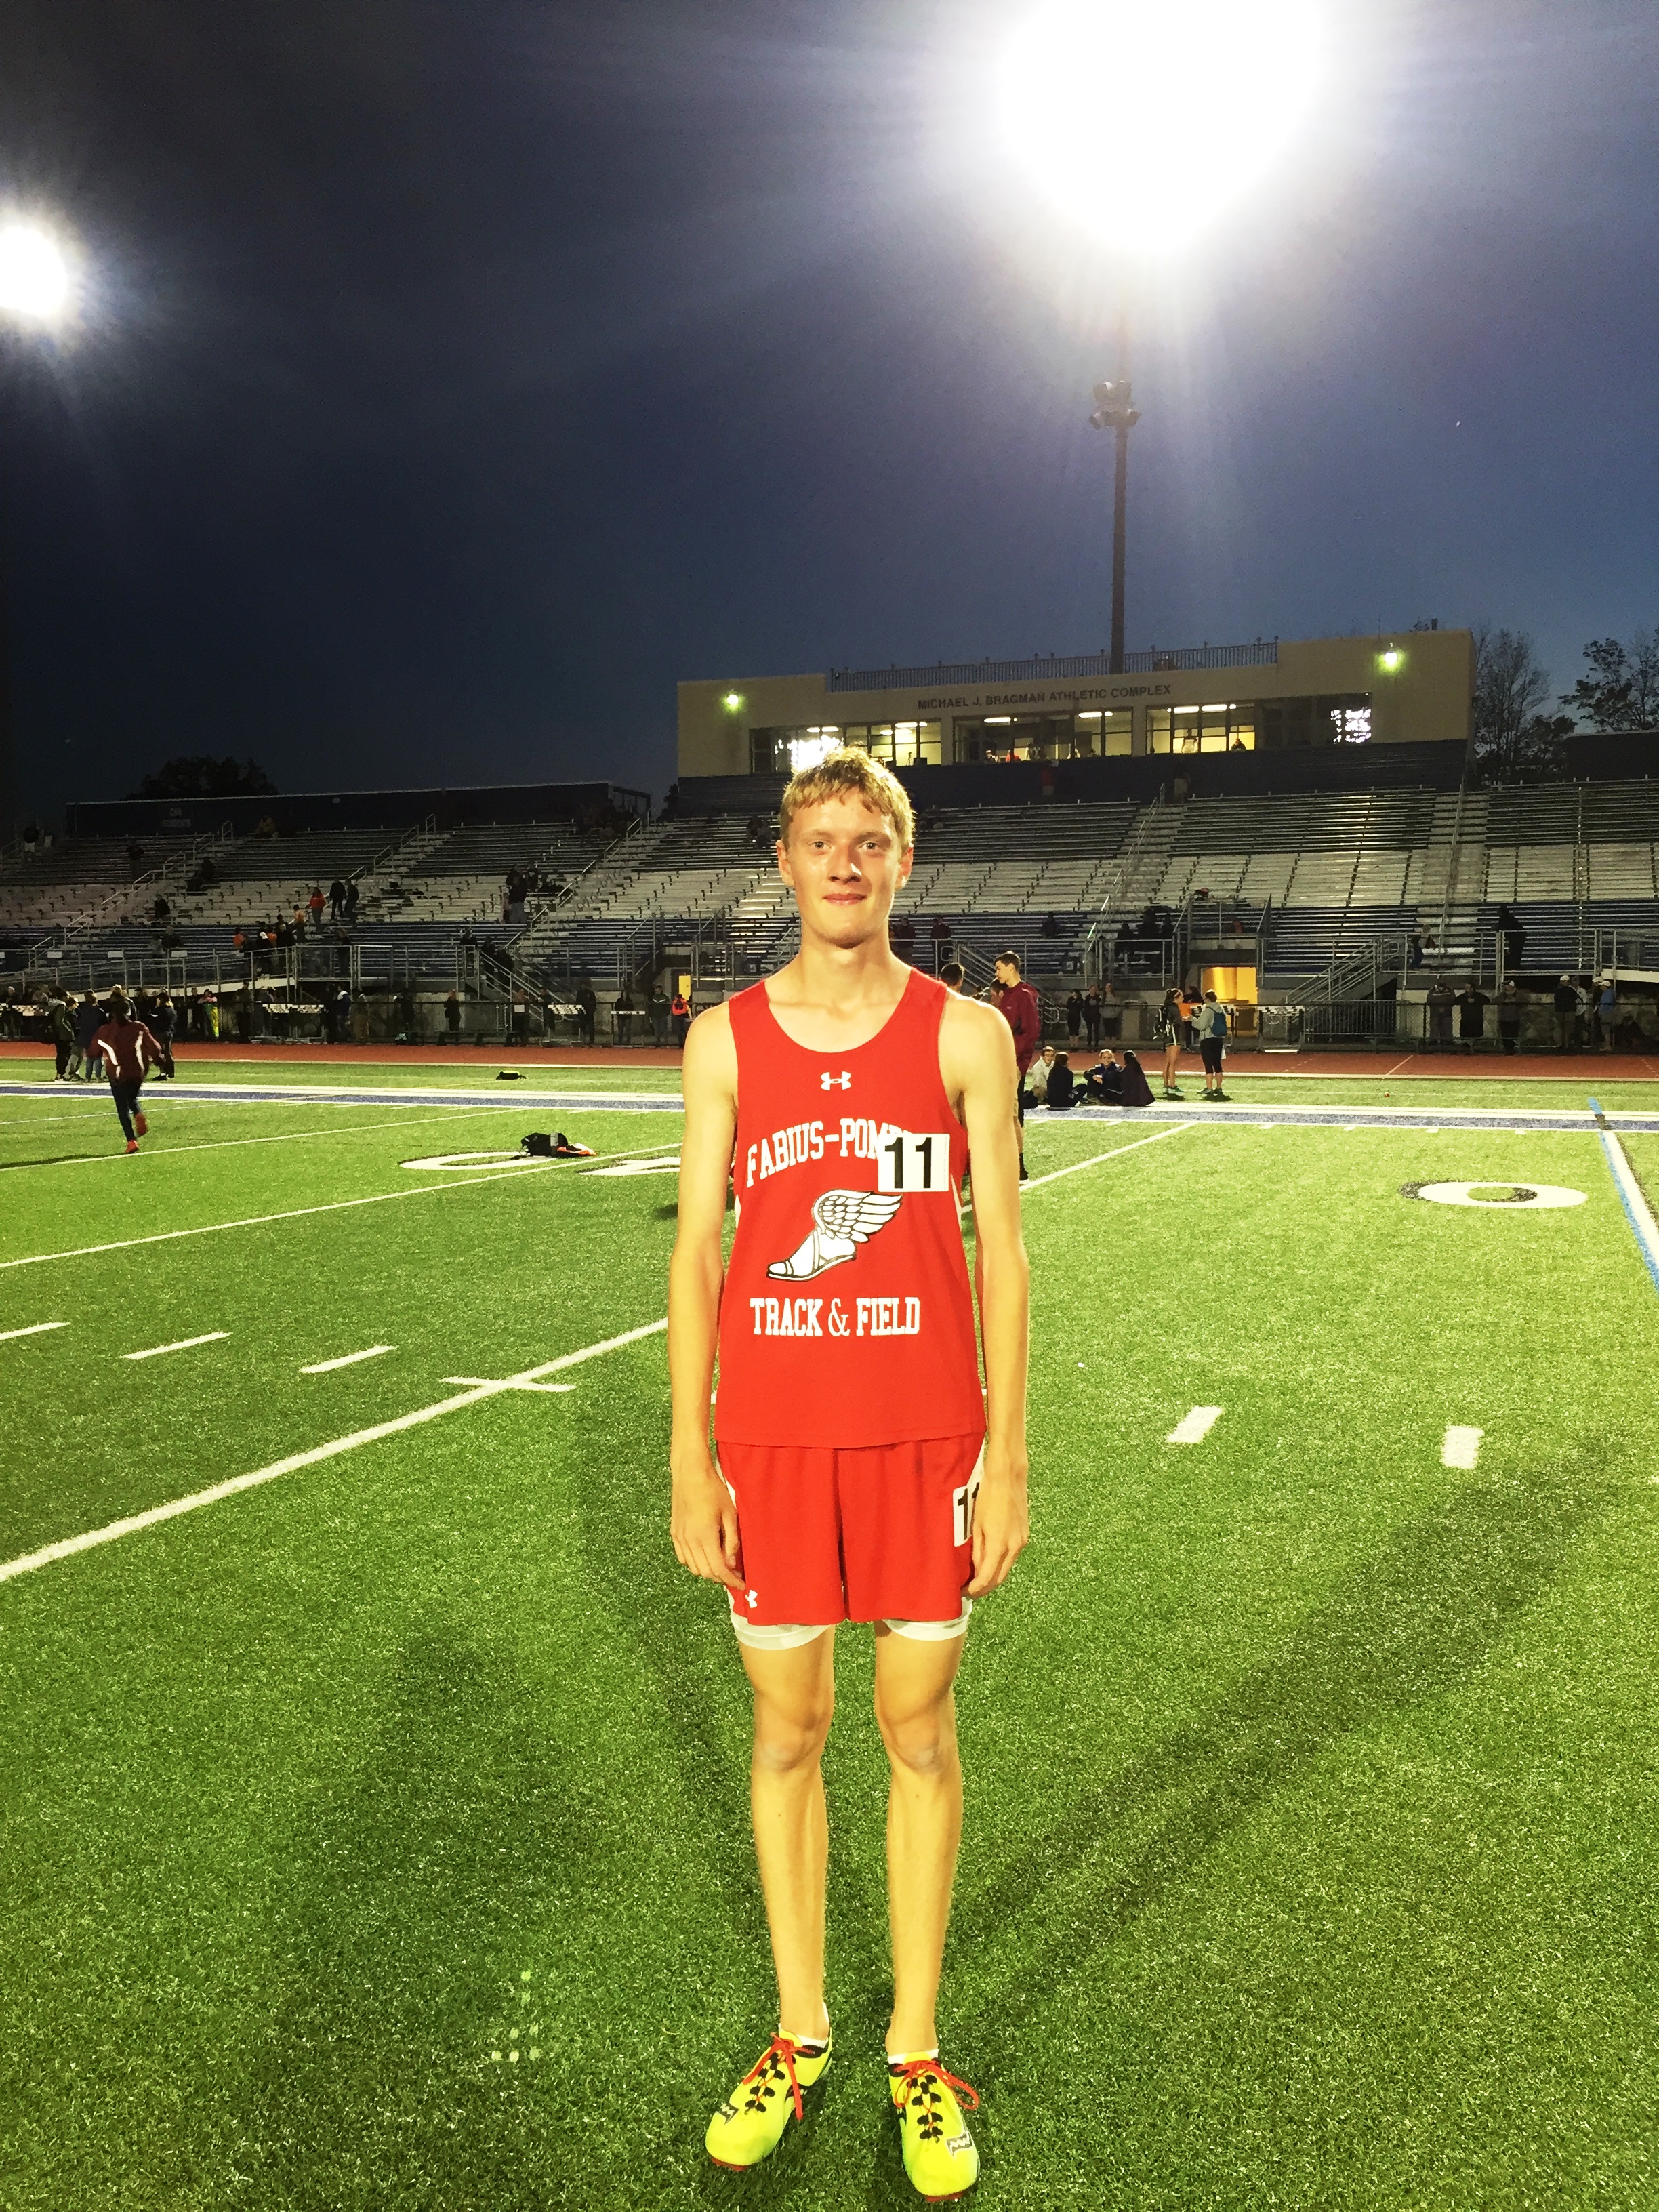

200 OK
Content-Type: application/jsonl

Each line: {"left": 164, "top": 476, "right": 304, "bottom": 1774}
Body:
{"left": 739, "top": 2034, "right": 818, "bottom": 2123}
{"left": 890, "top": 2055, "right": 981, "bottom": 2134}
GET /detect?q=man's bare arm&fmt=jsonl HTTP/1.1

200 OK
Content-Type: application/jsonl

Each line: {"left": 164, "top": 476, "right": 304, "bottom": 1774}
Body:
{"left": 943, "top": 997, "right": 1030, "bottom": 1595}
{"left": 667, "top": 1005, "right": 745, "bottom": 1591}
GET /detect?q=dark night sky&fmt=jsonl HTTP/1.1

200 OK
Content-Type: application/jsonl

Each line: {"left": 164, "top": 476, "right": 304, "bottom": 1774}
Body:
{"left": 1, "top": 0, "right": 1656, "bottom": 820}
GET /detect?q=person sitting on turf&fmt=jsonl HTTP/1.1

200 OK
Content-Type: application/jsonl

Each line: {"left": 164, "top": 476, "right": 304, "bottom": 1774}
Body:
{"left": 1024, "top": 1044, "right": 1054, "bottom": 1107}
{"left": 1046, "top": 1050, "right": 1078, "bottom": 1109}
{"left": 1084, "top": 1049, "right": 1123, "bottom": 1102}
{"left": 1119, "top": 1050, "right": 1155, "bottom": 1107}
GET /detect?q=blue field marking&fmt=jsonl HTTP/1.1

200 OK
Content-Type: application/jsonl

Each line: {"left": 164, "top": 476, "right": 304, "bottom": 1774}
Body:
{"left": 1589, "top": 1098, "right": 1659, "bottom": 1295}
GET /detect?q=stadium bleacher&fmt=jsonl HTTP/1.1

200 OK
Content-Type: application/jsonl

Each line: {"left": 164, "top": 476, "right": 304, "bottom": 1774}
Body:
{"left": 10, "top": 770, "right": 1659, "bottom": 1018}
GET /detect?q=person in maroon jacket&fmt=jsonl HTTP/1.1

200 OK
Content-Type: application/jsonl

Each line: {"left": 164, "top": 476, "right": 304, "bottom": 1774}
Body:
{"left": 993, "top": 950, "right": 1041, "bottom": 1182}
{"left": 91, "top": 992, "right": 164, "bottom": 1153}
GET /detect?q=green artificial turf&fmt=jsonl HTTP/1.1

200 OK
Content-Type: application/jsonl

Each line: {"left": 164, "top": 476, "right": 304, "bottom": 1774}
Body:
{"left": 1, "top": 1083, "right": 1656, "bottom": 2208}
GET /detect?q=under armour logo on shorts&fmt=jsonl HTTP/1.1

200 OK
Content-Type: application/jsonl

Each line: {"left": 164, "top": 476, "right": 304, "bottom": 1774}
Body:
{"left": 745, "top": 1589, "right": 760, "bottom": 1608}
{"left": 820, "top": 1070, "right": 852, "bottom": 1090}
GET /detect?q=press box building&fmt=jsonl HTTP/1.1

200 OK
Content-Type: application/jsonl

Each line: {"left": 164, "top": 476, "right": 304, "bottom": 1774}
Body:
{"left": 678, "top": 629, "right": 1474, "bottom": 783}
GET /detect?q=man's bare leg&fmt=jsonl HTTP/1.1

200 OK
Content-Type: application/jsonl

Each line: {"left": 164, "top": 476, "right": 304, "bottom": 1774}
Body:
{"left": 739, "top": 1632, "right": 837, "bottom": 2042}
{"left": 872, "top": 1624, "right": 966, "bottom": 2054}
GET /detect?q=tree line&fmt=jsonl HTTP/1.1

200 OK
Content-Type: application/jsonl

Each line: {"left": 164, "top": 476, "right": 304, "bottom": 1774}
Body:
{"left": 1473, "top": 626, "right": 1659, "bottom": 783}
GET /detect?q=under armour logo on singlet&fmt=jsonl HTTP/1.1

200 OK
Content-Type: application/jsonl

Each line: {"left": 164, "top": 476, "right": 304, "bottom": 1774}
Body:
{"left": 821, "top": 1070, "right": 852, "bottom": 1090}
{"left": 745, "top": 1589, "right": 759, "bottom": 1608}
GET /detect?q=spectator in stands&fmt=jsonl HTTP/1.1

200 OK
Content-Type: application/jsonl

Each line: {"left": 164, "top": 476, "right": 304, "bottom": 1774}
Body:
{"left": 1158, "top": 987, "right": 1185, "bottom": 1099}
{"left": 46, "top": 987, "right": 73, "bottom": 1079}
{"left": 71, "top": 991, "right": 104, "bottom": 1081}
{"left": 1496, "top": 903, "right": 1525, "bottom": 970}
{"left": 1496, "top": 979, "right": 1526, "bottom": 1054}
{"left": 1407, "top": 928, "right": 1425, "bottom": 970}
{"left": 1456, "top": 983, "right": 1490, "bottom": 1054}
{"left": 1195, "top": 991, "right": 1229, "bottom": 1100}
{"left": 1425, "top": 977, "right": 1455, "bottom": 1051}
{"left": 344, "top": 880, "right": 359, "bottom": 922}
{"left": 351, "top": 992, "right": 371, "bottom": 1044}
{"left": 1082, "top": 985, "right": 1103, "bottom": 1048}
{"left": 127, "top": 842, "right": 146, "bottom": 878}
{"left": 649, "top": 980, "right": 670, "bottom": 1044}
{"left": 1552, "top": 975, "right": 1580, "bottom": 1052}
{"left": 308, "top": 885, "right": 325, "bottom": 930}
{"left": 891, "top": 914, "right": 916, "bottom": 951}
{"left": 1041, "top": 912, "right": 1061, "bottom": 939}
{"left": 1170, "top": 771, "right": 1191, "bottom": 804}
{"left": 1597, "top": 978, "right": 1620, "bottom": 1052}
{"left": 328, "top": 876, "right": 346, "bottom": 920}
{"left": 1046, "top": 1050, "right": 1078, "bottom": 1109}
{"left": 670, "top": 988, "right": 690, "bottom": 1047}
{"left": 151, "top": 890, "right": 171, "bottom": 922}
{"left": 255, "top": 815, "right": 277, "bottom": 838}
{"left": 575, "top": 980, "right": 597, "bottom": 1046}
{"left": 445, "top": 989, "right": 462, "bottom": 1043}
{"left": 1064, "top": 987, "right": 1083, "bottom": 1043}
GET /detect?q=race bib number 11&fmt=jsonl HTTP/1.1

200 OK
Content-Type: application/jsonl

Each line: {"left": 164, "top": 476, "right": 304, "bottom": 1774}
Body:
{"left": 876, "top": 1130, "right": 952, "bottom": 1193}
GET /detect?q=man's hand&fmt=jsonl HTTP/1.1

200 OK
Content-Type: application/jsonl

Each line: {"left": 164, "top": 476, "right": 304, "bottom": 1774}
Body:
{"left": 966, "top": 1444, "right": 1029, "bottom": 1595}
{"left": 670, "top": 1448, "right": 745, "bottom": 1592}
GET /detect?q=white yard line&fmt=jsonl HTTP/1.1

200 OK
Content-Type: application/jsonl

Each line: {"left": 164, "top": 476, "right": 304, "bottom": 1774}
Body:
{"left": 0, "top": 1320, "right": 68, "bottom": 1342}
{"left": 1441, "top": 1425, "right": 1483, "bottom": 1470}
{"left": 1167, "top": 1406, "right": 1223, "bottom": 1445}
{"left": 0, "top": 1317, "right": 668, "bottom": 1589}
{"left": 123, "top": 1332, "right": 231, "bottom": 1362}
{"left": 0, "top": 1135, "right": 688, "bottom": 1274}
{"left": 442, "top": 1376, "right": 577, "bottom": 1392}
{"left": 1021, "top": 1123, "right": 1196, "bottom": 1192}
{"left": 301, "top": 1345, "right": 394, "bottom": 1374}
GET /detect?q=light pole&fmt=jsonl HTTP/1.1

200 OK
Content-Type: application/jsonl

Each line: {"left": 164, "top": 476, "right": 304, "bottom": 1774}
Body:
{"left": 1089, "top": 355, "right": 1139, "bottom": 676}
{"left": 0, "top": 216, "right": 79, "bottom": 844}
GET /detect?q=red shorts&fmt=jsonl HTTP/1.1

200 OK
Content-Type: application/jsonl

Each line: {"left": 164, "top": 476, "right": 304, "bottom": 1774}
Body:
{"left": 718, "top": 1432, "right": 985, "bottom": 1629}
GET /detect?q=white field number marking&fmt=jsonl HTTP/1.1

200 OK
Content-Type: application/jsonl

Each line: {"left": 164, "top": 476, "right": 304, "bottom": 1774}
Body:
{"left": 1168, "top": 1406, "right": 1223, "bottom": 1445}
{"left": 583, "top": 1154, "right": 680, "bottom": 1177}
{"left": 1411, "top": 1182, "right": 1586, "bottom": 1210}
{"left": 302, "top": 1347, "right": 394, "bottom": 1374}
{"left": 1442, "top": 1425, "right": 1483, "bottom": 1470}
{"left": 123, "top": 1332, "right": 230, "bottom": 1362}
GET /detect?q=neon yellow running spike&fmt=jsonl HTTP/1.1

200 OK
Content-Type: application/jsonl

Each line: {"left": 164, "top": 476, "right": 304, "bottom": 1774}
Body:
{"left": 889, "top": 2053, "right": 981, "bottom": 2200}
{"left": 705, "top": 2033, "right": 832, "bottom": 2171}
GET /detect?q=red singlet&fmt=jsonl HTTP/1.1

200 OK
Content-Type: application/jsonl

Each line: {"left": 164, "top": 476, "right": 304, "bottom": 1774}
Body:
{"left": 714, "top": 968, "right": 983, "bottom": 1449}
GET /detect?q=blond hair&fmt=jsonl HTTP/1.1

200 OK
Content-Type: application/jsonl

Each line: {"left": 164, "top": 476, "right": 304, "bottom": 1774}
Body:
{"left": 778, "top": 746, "right": 914, "bottom": 853}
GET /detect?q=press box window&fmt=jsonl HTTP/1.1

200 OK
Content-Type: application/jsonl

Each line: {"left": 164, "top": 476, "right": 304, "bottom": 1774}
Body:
{"left": 750, "top": 726, "right": 844, "bottom": 774}
{"left": 841, "top": 721, "right": 943, "bottom": 767}
{"left": 1147, "top": 703, "right": 1257, "bottom": 754}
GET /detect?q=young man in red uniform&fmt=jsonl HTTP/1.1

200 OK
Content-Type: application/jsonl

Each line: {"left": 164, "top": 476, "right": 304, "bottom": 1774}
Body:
{"left": 670, "top": 750, "right": 1029, "bottom": 2200}
{"left": 992, "top": 950, "right": 1041, "bottom": 1183}
{"left": 91, "top": 992, "right": 165, "bottom": 1153}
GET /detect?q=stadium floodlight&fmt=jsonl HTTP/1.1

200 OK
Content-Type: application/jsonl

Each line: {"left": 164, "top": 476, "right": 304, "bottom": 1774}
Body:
{"left": 723, "top": 691, "right": 743, "bottom": 710}
{"left": 1379, "top": 646, "right": 1403, "bottom": 672}
{"left": 996, "top": 0, "right": 1326, "bottom": 253}
{"left": 0, "top": 219, "right": 77, "bottom": 327}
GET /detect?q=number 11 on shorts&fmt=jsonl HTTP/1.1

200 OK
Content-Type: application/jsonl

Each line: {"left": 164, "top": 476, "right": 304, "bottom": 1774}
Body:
{"left": 952, "top": 1464, "right": 981, "bottom": 1548}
